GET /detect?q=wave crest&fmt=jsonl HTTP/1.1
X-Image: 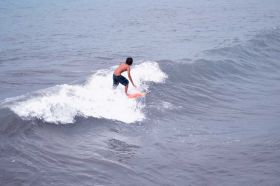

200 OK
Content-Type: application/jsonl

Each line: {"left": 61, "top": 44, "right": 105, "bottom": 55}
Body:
{"left": 5, "top": 61, "right": 167, "bottom": 124}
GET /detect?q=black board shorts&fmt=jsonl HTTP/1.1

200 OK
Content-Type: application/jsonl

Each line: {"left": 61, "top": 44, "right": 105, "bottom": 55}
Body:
{"left": 113, "top": 74, "right": 129, "bottom": 87}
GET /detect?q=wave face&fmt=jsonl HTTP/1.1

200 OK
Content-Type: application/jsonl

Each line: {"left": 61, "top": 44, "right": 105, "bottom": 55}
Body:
{"left": 154, "top": 28, "right": 280, "bottom": 124}
{"left": 3, "top": 62, "right": 167, "bottom": 124}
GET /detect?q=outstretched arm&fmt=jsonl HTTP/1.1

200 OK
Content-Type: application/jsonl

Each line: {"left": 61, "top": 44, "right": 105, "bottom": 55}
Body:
{"left": 127, "top": 67, "right": 136, "bottom": 87}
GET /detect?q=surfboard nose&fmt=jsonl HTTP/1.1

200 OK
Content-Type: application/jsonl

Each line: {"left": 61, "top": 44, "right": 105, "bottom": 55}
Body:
{"left": 128, "top": 92, "right": 146, "bottom": 99}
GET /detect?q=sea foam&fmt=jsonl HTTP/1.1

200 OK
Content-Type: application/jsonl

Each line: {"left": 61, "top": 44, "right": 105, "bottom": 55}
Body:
{"left": 5, "top": 61, "right": 167, "bottom": 124}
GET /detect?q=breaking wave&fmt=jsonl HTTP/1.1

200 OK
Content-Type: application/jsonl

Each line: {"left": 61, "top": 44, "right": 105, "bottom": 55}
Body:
{"left": 2, "top": 61, "right": 167, "bottom": 124}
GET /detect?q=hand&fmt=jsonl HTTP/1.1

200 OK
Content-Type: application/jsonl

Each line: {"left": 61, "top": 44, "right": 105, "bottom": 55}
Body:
{"left": 133, "top": 84, "right": 137, "bottom": 88}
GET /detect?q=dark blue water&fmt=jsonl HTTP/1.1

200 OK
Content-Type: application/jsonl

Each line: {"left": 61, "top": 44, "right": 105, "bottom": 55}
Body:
{"left": 1, "top": 0, "right": 280, "bottom": 185}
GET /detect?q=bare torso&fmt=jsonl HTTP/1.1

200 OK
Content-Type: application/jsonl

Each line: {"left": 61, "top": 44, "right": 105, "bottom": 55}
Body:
{"left": 114, "top": 63, "right": 130, "bottom": 76}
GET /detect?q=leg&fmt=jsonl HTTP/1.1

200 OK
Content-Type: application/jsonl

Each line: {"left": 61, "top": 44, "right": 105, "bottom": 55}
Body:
{"left": 113, "top": 75, "right": 119, "bottom": 88}
{"left": 125, "top": 85, "right": 128, "bottom": 95}
{"left": 118, "top": 75, "right": 129, "bottom": 95}
{"left": 113, "top": 83, "right": 119, "bottom": 88}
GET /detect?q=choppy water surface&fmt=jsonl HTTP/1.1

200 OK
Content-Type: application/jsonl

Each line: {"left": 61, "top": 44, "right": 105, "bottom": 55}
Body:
{"left": 1, "top": 0, "right": 280, "bottom": 185}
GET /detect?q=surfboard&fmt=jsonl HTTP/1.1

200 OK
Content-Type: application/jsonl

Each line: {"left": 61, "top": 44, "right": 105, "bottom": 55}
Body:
{"left": 127, "top": 92, "right": 146, "bottom": 99}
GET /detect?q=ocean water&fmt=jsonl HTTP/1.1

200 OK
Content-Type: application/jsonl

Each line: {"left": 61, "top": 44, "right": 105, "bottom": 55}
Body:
{"left": 1, "top": 0, "right": 280, "bottom": 185}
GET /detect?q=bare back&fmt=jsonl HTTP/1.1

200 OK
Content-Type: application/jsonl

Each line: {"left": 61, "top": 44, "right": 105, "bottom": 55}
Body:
{"left": 114, "top": 63, "right": 130, "bottom": 76}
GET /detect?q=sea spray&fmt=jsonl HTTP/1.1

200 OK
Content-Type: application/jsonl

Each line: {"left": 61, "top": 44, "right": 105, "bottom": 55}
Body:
{"left": 5, "top": 61, "right": 167, "bottom": 124}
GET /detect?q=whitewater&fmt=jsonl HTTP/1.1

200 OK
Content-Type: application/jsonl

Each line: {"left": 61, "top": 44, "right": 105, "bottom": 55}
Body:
{"left": 2, "top": 62, "right": 167, "bottom": 124}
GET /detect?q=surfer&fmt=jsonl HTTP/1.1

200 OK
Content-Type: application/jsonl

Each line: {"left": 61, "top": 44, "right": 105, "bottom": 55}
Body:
{"left": 113, "top": 57, "right": 136, "bottom": 96}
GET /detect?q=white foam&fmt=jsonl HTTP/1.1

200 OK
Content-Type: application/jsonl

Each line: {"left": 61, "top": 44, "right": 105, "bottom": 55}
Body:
{"left": 6, "top": 61, "right": 167, "bottom": 124}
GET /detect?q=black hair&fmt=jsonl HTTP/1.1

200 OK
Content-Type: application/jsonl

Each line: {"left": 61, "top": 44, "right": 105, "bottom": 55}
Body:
{"left": 126, "top": 57, "right": 133, "bottom": 65}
